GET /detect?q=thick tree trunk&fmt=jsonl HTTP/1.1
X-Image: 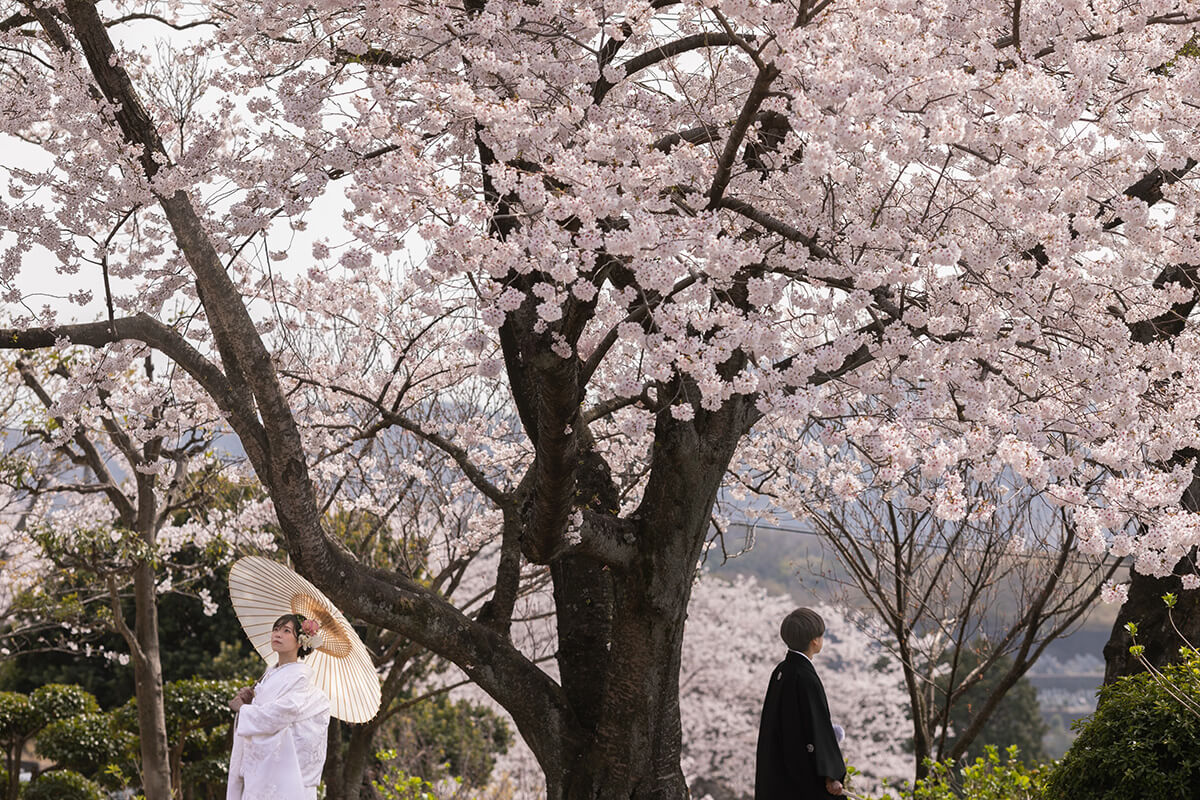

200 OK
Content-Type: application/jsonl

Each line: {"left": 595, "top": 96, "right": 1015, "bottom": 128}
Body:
{"left": 131, "top": 562, "right": 175, "bottom": 800}
{"left": 1104, "top": 465, "right": 1200, "bottom": 683}
{"left": 544, "top": 406, "right": 746, "bottom": 800}
{"left": 1103, "top": 557, "right": 1200, "bottom": 683}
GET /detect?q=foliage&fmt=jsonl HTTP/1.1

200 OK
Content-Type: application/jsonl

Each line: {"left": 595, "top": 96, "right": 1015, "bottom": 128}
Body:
{"left": 1122, "top": 596, "right": 1200, "bottom": 718}
{"left": 21, "top": 770, "right": 105, "bottom": 800}
{"left": 111, "top": 677, "right": 241, "bottom": 798}
{"left": 0, "top": 536, "right": 260, "bottom": 708}
{"left": 392, "top": 695, "right": 513, "bottom": 787}
{"left": 940, "top": 650, "right": 1047, "bottom": 766}
{"left": 37, "top": 712, "right": 133, "bottom": 777}
{"left": 373, "top": 752, "right": 440, "bottom": 800}
{"left": 181, "top": 754, "right": 233, "bottom": 792}
{"left": 1044, "top": 650, "right": 1200, "bottom": 800}
{"left": 161, "top": 677, "right": 242, "bottom": 738}
{"left": 0, "top": 685, "right": 104, "bottom": 800}
{"left": 0, "top": 684, "right": 96, "bottom": 741}
{"left": 863, "top": 747, "right": 1049, "bottom": 800}
{"left": 0, "top": 647, "right": 131, "bottom": 712}
{"left": 26, "top": 677, "right": 238, "bottom": 797}
{"left": 29, "top": 684, "right": 100, "bottom": 724}
{"left": 0, "top": 692, "right": 37, "bottom": 740}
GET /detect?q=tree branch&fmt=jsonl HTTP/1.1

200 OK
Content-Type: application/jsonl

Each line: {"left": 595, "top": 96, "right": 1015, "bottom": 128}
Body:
{"left": 706, "top": 63, "right": 780, "bottom": 209}
{"left": 14, "top": 359, "right": 137, "bottom": 524}
{"left": 593, "top": 32, "right": 748, "bottom": 103}
{"left": 0, "top": 315, "right": 267, "bottom": 466}
{"left": 106, "top": 574, "right": 148, "bottom": 668}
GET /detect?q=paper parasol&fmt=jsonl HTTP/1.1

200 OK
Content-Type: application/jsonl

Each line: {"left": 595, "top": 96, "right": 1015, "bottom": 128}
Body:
{"left": 228, "top": 556, "right": 381, "bottom": 723}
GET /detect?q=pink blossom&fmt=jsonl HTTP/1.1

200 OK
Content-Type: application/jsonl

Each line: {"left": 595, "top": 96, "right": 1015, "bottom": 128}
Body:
{"left": 1100, "top": 582, "right": 1130, "bottom": 605}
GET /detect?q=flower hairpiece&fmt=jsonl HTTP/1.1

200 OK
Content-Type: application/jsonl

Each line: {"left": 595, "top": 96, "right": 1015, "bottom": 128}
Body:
{"left": 298, "top": 618, "right": 321, "bottom": 650}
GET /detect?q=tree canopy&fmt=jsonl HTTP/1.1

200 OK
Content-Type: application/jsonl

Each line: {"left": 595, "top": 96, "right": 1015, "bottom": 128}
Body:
{"left": 1, "top": 2, "right": 1199, "bottom": 799}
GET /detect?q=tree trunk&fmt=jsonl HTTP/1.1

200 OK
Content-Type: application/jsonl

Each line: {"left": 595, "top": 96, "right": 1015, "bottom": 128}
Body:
{"left": 323, "top": 722, "right": 346, "bottom": 800}
{"left": 1103, "top": 557, "right": 1200, "bottom": 683}
{"left": 896, "top": 640, "right": 933, "bottom": 779}
{"left": 1104, "top": 464, "right": 1200, "bottom": 683}
{"left": 5, "top": 744, "right": 21, "bottom": 800}
{"left": 170, "top": 742, "right": 185, "bottom": 800}
{"left": 131, "top": 561, "right": 175, "bottom": 800}
{"left": 340, "top": 719, "right": 384, "bottom": 800}
{"left": 543, "top": 408, "right": 745, "bottom": 800}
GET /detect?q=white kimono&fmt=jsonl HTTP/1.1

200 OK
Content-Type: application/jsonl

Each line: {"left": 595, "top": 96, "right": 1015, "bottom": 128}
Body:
{"left": 227, "top": 661, "right": 331, "bottom": 800}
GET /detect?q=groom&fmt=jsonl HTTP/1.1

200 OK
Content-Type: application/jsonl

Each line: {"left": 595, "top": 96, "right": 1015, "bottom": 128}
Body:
{"left": 755, "top": 608, "right": 846, "bottom": 799}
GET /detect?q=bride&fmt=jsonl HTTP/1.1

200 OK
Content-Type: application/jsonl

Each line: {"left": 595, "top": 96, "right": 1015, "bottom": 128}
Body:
{"left": 226, "top": 614, "right": 332, "bottom": 800}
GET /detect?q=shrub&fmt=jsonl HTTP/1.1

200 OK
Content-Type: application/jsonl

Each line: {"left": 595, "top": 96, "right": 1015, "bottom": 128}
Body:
{"left": 162, "top": 677, "right": 241, "bottom": 738}
{"left": 22, "top": 770, "right": 104, "bottom": 800}
{"left": 28, "top": 684, "right": 99, "bottom": 723}
{"left": 0, "top": 692, "right": 37, "bottom": 740}
{"left": 1044, "top": 650, "right": 1200, "bottom": 800}
{"left": 861, "top": 747, "right": 1048, "bottom": 800}
{"left": 373, "top": 751, "right": 439, "bottom": 800}
{"left": 36, "top": 713, "right": 131, "bottom": 776}
{"left": 387, "top": 694, "right": 512, "bottom": 786}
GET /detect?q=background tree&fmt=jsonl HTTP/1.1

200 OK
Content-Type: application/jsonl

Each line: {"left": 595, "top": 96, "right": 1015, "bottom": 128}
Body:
{"left": 2, "top": 3, "right": 1199, "bottom": 800}
{"left": 0, "top": 684, "right": 99, "bottom": 800}
{"left": 0, "top": 351, "right": 271, "bottom": 798}
{"left": 939, "top": 649, "right": 1047, "bottom": 767}
{"left": 782, "top": 462, "right": 1115, "bottom": 775}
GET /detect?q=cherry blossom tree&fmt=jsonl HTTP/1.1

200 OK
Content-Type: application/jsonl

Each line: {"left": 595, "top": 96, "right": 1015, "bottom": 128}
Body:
{"left": 0, "top": 350, "right": 239, "bottom": 799}
{"left": 1, "top": 2, "right": 1199, "bottom": 800}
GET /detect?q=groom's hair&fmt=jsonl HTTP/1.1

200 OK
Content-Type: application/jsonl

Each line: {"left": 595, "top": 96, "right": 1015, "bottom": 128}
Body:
{"left": 780, "top": 608, "right": 825, "bottom": 651}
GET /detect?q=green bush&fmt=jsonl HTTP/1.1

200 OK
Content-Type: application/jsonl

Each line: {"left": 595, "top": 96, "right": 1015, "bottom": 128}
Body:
{"left": 373, "top": 752, "right": 439, "bottom": 800}
{"left": 390, "top": 694, "right": 512, "bottom": 786}
{"left": 29, "top": 684, "right": 99, "bottom": 723}
{"left": 36, "top": 713, "right": 131, "bottom": 776}
{"left": 162, "top": 677, "right": 241, "bottom": 738}
{"left": 113, "top": 677, "right": 241, "bottom": 798}
{"left": 1044, "top": 651, "right": 1200, "bottom": 800}
{"left": 861, "top": 747, "right": 1048, "bottom": 800}
{"left": 0, "top": 692, "right": 37, "bottom": 739}
{"left": 22, "top": 770, "right": 104, "bottom": 800}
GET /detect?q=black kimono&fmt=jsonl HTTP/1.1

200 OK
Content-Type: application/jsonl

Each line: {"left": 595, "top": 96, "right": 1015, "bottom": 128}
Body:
{"left": 754, "top": 650, "right": 846, "bottom": 800}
